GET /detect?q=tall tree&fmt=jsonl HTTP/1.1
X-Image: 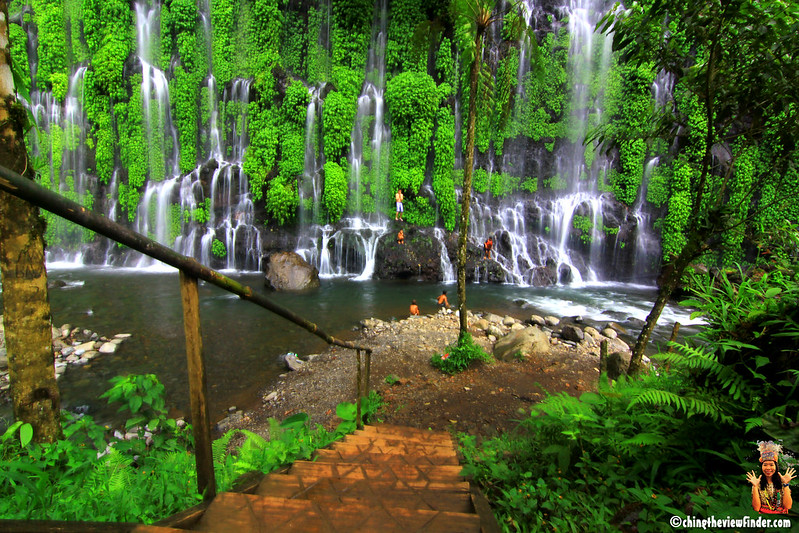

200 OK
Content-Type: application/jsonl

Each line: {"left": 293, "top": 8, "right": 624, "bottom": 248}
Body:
{"left": 0, "top": 0, "right": 61, "bottom": 441}
{"left": 451, "top": 0, "right": 497, "bottom": 337}
{"left": 598, "top": 0, "right": 799, "bottom": 373}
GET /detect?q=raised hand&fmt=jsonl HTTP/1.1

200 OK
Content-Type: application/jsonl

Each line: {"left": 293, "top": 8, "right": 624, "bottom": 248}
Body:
{"left": 746, "top": 470, "right": 762, "bottom": 488}
{"left": 780, "top": 466, "right": 796, "bottom": 485}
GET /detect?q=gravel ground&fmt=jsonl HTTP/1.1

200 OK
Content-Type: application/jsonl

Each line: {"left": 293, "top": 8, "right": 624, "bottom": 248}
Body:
{"left": 228, "top": 308, "right": 603, "bottom": 440}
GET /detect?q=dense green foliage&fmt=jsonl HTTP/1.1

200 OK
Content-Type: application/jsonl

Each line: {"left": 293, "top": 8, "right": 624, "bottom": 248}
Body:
{"left": 0, "top": 375, "right": 382, "bottom": 522}
{"left": 385, "top": 71, "right": 437, "bottom": 221}
{"left": 462, "top": 227, "right": 799, "bottom": 529}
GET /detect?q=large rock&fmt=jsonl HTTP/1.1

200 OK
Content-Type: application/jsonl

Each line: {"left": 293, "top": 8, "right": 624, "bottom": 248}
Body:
{"left": 374, "top": 227, "right": 442, "bottom": 281}
{"left": 264, "top": 251, "right": 320, "bottom": 291}
{"left": 560, "top": 324, "right": 584, "bottom": 343}
{"left": 493, "top": 326, "right": 550, "bottom": 362}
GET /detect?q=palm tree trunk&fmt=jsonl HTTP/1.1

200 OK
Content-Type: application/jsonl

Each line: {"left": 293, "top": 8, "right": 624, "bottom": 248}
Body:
{"left": 457, "top": 28, "right": 485, "bottom": 337}
{"left": 0, "top": 0, "right": 61, "bottom": 442}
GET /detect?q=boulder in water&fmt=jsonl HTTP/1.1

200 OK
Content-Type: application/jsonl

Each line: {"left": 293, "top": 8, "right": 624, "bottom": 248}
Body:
{"left": 264, "top": 251, "right": 320, "bottom": 291}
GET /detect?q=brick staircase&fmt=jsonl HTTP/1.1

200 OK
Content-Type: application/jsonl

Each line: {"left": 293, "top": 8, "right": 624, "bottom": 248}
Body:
{"left": 135, "top": 424, "right": 497, "bottom": 533}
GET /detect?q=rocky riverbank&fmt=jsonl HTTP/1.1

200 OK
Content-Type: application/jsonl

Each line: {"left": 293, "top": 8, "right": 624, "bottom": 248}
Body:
{"left": 224, "top": 307, "right": 643, "bottom": 439}
{"left": 0, "top": 316, "right": 131, "bottom": 404}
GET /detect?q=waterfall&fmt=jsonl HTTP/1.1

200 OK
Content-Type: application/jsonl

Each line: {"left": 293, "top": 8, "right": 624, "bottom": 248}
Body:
{"left": 348, "top": 0, "right": 390, "bottom": 215}
{"left": 434, "top": 228, "right": 455, "bottom": 283}
{"left": 20, "top": 0, "right": 665, "bottom": 285}
{"left": 63, "top": 67, "right": 89, "bottom": 195}
{"left": 299, "top": 87, "right": 322, "bottom": 230}
{"left": 309, "top": 218, "right": 388, "bottom": 280}
{"left": 134, "top": 1, "right": 180, "bottom": 181}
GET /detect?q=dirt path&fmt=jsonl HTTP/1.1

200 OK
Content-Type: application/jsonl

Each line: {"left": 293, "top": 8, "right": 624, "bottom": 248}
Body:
{"left": 231, "top": 309, "right": 604, "bottom": 439}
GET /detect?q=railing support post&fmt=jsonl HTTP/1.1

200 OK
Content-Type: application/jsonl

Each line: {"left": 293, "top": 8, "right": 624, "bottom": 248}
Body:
{"left": 179, "top": 271, "right": 216, "bottom": 500}
{"left": 356, "top": 350, "right": 363, "bottom": 429}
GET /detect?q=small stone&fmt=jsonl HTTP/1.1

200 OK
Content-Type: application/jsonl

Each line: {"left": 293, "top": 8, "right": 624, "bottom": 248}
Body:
{"left": 98, "top": 342, "right": 118, "bottom": 354}
{"left": 264, "top": 392, "right": 278, "bottom": 402}
{"left": 602, "top": 328, "right": 618, "bottom": 339}
{"left": 114, "top": 333, "right": 132, "bottom": 339}
{"left": 464, "top": 387, "right": 471, "bottom": 391}
{"left": 228, "top": 406, "right": 237, "bottom": 413}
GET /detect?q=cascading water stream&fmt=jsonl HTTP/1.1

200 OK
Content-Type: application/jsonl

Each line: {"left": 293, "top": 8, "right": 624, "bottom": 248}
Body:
{"left": 134, "top": 1, "right": 180, "bottom": 181}
{"left": 348, "top": 0, "right": 389, "bottom": 215}
{"left": 298, "top": 0, "right": 391, "bottom": 279}
{"left": 434, "top": 228, "right": 456, "bottom": 283}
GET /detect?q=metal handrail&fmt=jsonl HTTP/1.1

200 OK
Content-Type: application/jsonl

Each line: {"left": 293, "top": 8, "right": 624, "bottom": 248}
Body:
{"left": 0, "top": 164, "right": 373, "bottom": 500}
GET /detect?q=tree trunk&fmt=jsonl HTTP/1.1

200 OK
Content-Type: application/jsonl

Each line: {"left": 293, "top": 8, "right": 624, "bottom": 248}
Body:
{"left": 0, "top": 1, "right": 61, "bottom": 442}
{"left": 457, "top": 28, "right": 484, "bottom": 337}
{"left": 628, "top": 237, "right": 704, "bottom": 374}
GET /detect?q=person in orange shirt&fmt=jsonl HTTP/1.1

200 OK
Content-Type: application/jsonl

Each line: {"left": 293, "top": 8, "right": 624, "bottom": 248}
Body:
{"left": 397, "top": 229, "right": 404, "bottom": 244}
{"left": 437, "top": 290, "right": 450, "bottom": 308}
{"left": 409, "top": 300, "right": 420, "bottom": 316}
{"left": 484, "top": 236, "right": 494, "bottom": 259}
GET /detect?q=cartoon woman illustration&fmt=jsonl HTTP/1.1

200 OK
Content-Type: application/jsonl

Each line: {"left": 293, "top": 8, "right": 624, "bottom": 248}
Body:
{"left": 745, "top": 441, "right": 795, "bottom": 514}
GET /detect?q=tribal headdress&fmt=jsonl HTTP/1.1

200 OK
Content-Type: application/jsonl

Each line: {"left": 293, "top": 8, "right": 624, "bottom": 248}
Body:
{"left": 758, "top": 441, "right": 783, "bottom": 463}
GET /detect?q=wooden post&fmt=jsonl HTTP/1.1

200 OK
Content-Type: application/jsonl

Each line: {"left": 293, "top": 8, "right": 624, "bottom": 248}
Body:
{"left": 599, "top": 339, "right": 608, "bottom": 386}
{"left": 365, "top": 350, "right": 371, "bottom": 400}
{"left": 179, "top": 272, "right": 216, "bottom": 500}
{"left": 664, "top": 322, "right": 681, "bottom": 372}
{"left": 666, "top": 322, "right": 681, "bottom": 352}
{"left": 356, "top": 350, "right": 363, "bottom": 430}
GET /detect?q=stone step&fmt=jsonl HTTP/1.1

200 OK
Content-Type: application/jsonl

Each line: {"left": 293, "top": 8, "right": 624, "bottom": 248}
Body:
{"left": 288, "top": 461, "right": 465, "bottom": 488}
{"left": 355, "top": 424, "right": 454, "bottom": 443}
{"left": 194, "top": 492, "right": 482, "bottom": 532}
{"left": 256, "top": 473, "right": 472, "bottom": 513}
{"left": 341, "top": 434, "right": 457, "bottom": 453}
{"left": 316, "top": 447, "right": 460, "bottom": 466}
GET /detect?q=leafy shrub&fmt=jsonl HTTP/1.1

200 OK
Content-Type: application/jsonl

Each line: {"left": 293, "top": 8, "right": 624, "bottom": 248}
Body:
{"left": 0, "top": 375, "right": 381, "bottom": 523}
{"left": 431, "top": 332, "right": 491, "bottom": 374}
{"left": 211, "top": 238, "right": 227, "bottom": 258}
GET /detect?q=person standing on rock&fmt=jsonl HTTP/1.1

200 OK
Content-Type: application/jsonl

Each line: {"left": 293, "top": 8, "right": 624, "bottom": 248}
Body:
{"left": 409, "top": 300, "right": 420, "bottom": 316}
{"left": 397, "top": 229, "right": 404, "bottom": 244}
{"left": 484, "top": 236, "right": 493, "bottom": 259}
{"left": 437, "top": 290, "right": 450, "bottom": 308}
{"left": 395, "top": 189, "right": 404, "bottom": 221}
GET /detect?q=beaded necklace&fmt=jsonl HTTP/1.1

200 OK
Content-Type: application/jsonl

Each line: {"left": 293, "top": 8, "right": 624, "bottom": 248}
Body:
{"left": 759, "top": 481, "right": 782, "bottom": 511}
